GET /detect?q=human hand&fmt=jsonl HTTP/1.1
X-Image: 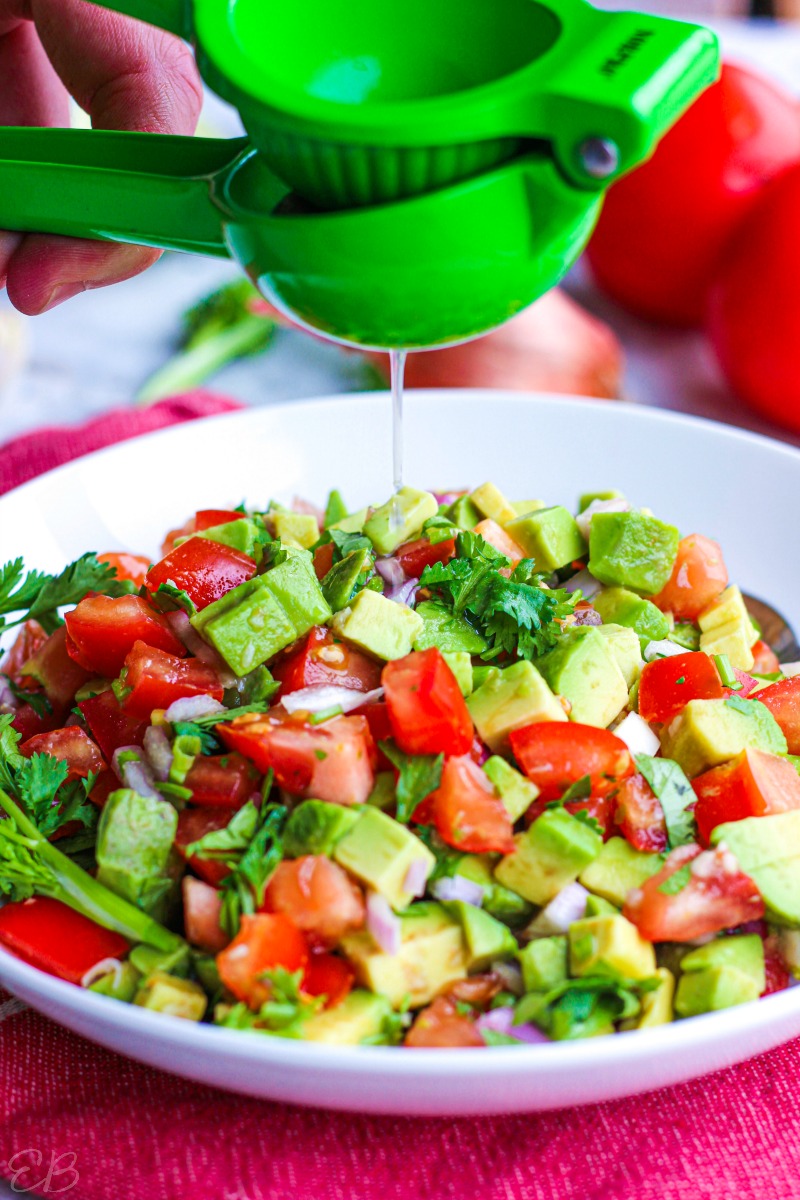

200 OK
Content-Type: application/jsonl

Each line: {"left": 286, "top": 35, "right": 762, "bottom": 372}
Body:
{"left": 0, "top": 0, "right": 202, "bottom": 314}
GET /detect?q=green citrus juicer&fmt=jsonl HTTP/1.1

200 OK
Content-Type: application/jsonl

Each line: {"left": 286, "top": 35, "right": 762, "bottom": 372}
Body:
{"left": 0, "top": 0, "right": 719, "bottom": 349}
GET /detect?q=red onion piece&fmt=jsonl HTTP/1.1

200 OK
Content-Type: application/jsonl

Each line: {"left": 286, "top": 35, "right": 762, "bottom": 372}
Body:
{"left": 375, "top": 557, "right": 406, "bottom": 589}
{"left": 165, "top": 695, "right": 225, "bottom": 723}
{"left": 572, "top": 607, "right": 603, "bottom": 627}
{"left": 431, "top": 875, "right": 484, "bottom": 907}
{"left": 291, "top": 496, "right": 324, "bottom": 525}
{"left": 433, "top": 491, "right": 464, "bottom": 507}
{"left": 475, "top": 1006, "right": 550, "bottom": 1044}
{"left": 491, "top": 960, "right": 524, "bottom": 996}
{"left": 282, "top": 685, "right": 384, "bottom": 716}
{"left": 564, "top": 568, "right": 603, "bottom": 599}
{"left": 0, "top": 675, "right": 17, "bottom": 711}
{"left": 143, "top": 725, "right": 175, "bottom": 782}
{"left": 165, "top": 611, "right": 236, "bottom": 687}
{"left": 525, "top": 882, "right": 589, "bottom": 937}
{"left": 80, "top": 957, "right": 124, "bottom": 989}
{"left": 386, "top": 579, "right": 418, "bottom": 607}
{"left": 112, "top": 746, "right": 160, "bottom": 799}
{"left": 403, "top": 857, "right": 432, "bottom": 899}
{"left": 366, "top": 892, "right": 401, "bottom": 955}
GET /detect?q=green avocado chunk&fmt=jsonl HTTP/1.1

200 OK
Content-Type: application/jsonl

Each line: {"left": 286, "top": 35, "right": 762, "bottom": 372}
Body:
{"left": 283, "top": 799, "right": 362, "bottom": 858}
{"left": 535, "top": 625, "right": 628, "bottom": 728}
{"left": 333, "top": 807, "right": 435, "bottom": 911}
{"left": 467, "top": 659, "right": 565, "bottom": 752}
{"left": 518, "top": 935, "right": 568, "bottom": 993}
{"left": 364, "top": 487, "right": 438, "bottom": 556}
{"left": 593, "top": 588, "right": 670, "bottom": 652}
{"left": 413, "top": 600, "right": 487, "bottom": 655}
{"left": 675, "top": 935, "right": 765, "bottom": 1017}
{"left": 588, "top": 510, "right": 680, "bottom": 595}
{"left": 483, "top": 756, "right": 539, "bottom": 822}
{"left": 596, "top": 624, "right": 644, "bottom": 688}
{"left": 443, "top": 899, "right": 518, "bottom": 969}
{"left": 302, "top": 989, "right": 396, "bottom": 1044}
{"left": 568, "top": 914, "right": 657, "bottom": 980}
{"left": 96, "top": 789, "right": 178, "bottom": 917}
{"left": 321, "top": 547, "right": 372, "bottom": 612}
{"left": 134, "top": 972, "right": 207, "bottom": 1020}
{"left": 578, "top": 490, "right": 624, "bottom": 513}
{"left": 331, "top": 588, "right": 423, "bottom": 661}
{"left": 87, "top": 959, "right": 142, "bottom": 1002}
{"left": 195, "top": 518, "right": 261, "bottom": 558}
{"left": 495, "top": 809, "right": 602, "bottom": 906}
{"left": 446, "top": 494, "right": 481, "bottom": 530}
{"left": 579, "top": 837, "right": 662, "bottom": 908}
{"left": 710, "top": 811, "right": 800, "bottom": 926}
{"left": 448, "top": 854, "right": 534, "bottom": 927}
{"left": 503, "top": 506, "right": 587, "bottom": 572}
{"left": 661, "top": 698, "right": 787, "bottom": 778}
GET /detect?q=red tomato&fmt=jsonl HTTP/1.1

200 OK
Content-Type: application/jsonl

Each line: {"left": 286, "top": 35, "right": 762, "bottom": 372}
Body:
{"left": 587, "top": 63, "right": 800, "bottom": 327}
{"left": 77, "top": 689, "right": 148, "bottom": 760}
{"left": 20, "top": 626, "right": 92, "bottom": 708}
{"left": 0, "top": 895, "right": 129, "bottom": 985}
{"left": 88, "top": 769, "right": 118, "bottom": 808}
{"left": 121, "top": 641, "right": 223, "bottom": 719}
{"left": 509, "top": 722, "right": 633, "bottom": 802}
{"left": 195, "top": 509, "right": 244, "bottom": 531}
{"left": 405, "top": 996, "right": 485, "bottom": 1048}
{"left": 473, "top": 519, "right": 524, "bottom": 563}
{"left": 313, "top": 542, "right": 335, "bottom": 581}
{"left": 182, "top": 877, "right": 229, "bottom": 954}
{"left": 97, "top": 552, "right": 152, "bottom": 588}
{"left": 707, "top": 162, "right": 800, "bottom": 434}
{"left": 65, "top": 595, "right": 185, "bottom": 678}
{"left": 217, "top": 913, "right": 309, "bottom": 1009}
{"left": 650, "top": 535, "right": 728, "bottom": 620}
{"left": 20, "top": 726, "right": 106, "bottom": 779}
{"left": 692, "top": 748, "right": 800, "bottom": 844}
{"left": 638, "top": 651, "right": 723, "bottom": 724}
{"left": 422, "top": 754, "right": 515, "bottom": 854}
{"left": 145, "top": 538, "right": 256, "bottom": 612}
{"left": 184, "top": 753, "right": 258, "bottom": 809}
{"left": 175, "top": 806, "right": 234, "bottom": 887}
{"left": 747, "top": 675, "right": 800, "bottom": 754}
{"left": 302, "top": 953, "right": 355, "bottom": 1009}
{"left": 395, "top": 537, "right": 456, "bottom": 578}
{"left": 615, "top": 774, "right": 668, "bottom": 854}
{"left": 273, "top": 626, "right": 381, "bottom": 697}
{"left": 351, "top": 699, "right": 394, "bottom": 770}
{"left": 0, "top": 620, "right": 47, "bottom": 682}
{"left": 382, "top": 649, "right": 473, "bottom": 757}
{"left": 762, "top": 933, "right": 791, "bottom": 996}
{"left": 623, "top": 843, "right": 765, "bottom": 942}
{"left": 752, "top": 640, "right": 781, "bottom": 675}
{"left": 263, "top": 856, "right": 365, "bottom": 948}
{"left": 219, "top": 712, "right": 375, "bottom": 806}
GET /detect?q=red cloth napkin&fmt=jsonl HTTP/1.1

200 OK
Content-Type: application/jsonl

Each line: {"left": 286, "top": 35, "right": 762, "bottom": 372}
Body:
{"left": 2, "top": 395, "right": 800, "bottom": 1200}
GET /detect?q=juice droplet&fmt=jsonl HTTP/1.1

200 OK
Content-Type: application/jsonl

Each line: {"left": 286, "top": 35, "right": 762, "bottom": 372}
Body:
{"left": 390, "top": 349, "right": 407, "bottom": 529}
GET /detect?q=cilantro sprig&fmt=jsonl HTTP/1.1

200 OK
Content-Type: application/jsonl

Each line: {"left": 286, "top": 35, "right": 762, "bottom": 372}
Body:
{"left": 0, "top": 714, "right": 97, "bottom": 841}
{"left": 0, "top": 552, "right": 134, "bottom": 636}
{"left": 380, "top": 741, "right": 443, "bottom": 824}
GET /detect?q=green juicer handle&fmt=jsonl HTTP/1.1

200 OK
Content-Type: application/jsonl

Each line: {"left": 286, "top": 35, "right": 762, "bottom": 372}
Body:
{"left": 0, "top": 128, "right": 244, "bottom": 256}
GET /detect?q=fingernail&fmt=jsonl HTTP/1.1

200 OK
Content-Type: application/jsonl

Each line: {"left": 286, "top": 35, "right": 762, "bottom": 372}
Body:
{"left": 40, "top": 281, "right": 86, "bottom": 312}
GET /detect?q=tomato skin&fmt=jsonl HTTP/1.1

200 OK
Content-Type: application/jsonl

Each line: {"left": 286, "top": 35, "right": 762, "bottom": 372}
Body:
{"left": 509, "top": 722, "right": 633, "bottom": 803}
{"left": 20, "top": 726, "right": 106, "bottom": 780}
{"left": 263, "top": 856, "right": 365, "bottom": 948}
{"left": 623, "top": 843, "right": 765, "bottom": 942}
{"left": 77, "top": 689, "right": 148, "bottom": 760}
{"left": 752, "top": 640, "right": 781, "bottom": 675}
{"left": 273, "top": 626, "right": 381, "bottom": 698}
{"left": 313, "top": 542, "right": 335, "bottom": 581}
{"left": 395, "top": 537, "right": 456, "bottom": 578}
{"left": 405, "top": 995, "right": 485, "bottom": 1048}
{"left": 749, "top": 676, "right": 800, "bottom": 754}
{"left": 302, "top": 953, "right": 355, "bottom": 1009}
{"left": 0, "top": 895, "right": 129, "bottom": 985}
{"left": 587, "top": 63, "right": 800, "bottom": 327}
{"left": 762, "top": 933, "right": 791, "bottom": 996}
{"left": 145, "top": 538, "right": 257, "bottom": 612}
{"left": 0, "top": 620, "right": 47, "bottom": 682}
{"left": 65, "top": 595, "right": 186, "bottom": 679}
{"left": 195, "top": 509, "right": 244, "bottom": 531}
{"left": 175, "top": 807, "right": 234, "bottom": 887}
{"left": 650, "top": 535, "right": 728, "bottom": 621}
{"left": 383, "top": 648, "right": 474, "bottom": 757}
{"left": 216, "top": 913, "right": 309, "bottom": 1009}
{"left": 352, "top": 699, "right": 394, "bottom": 770}
{"left": 422, "top": 754, "right": 515, "bottom": 854}
{"left": 20, "top": 626, "right": 92, "bottom": 709}
{"left": 121, "top": 640, "right": 224, "bottom": 719}
{"left": 98, "top": 552, "right": 152, "bottom": 589}
{"left": 219, "top": 712, "right": 376, "bottom": 806}
{"left": 184, "top": 752, "right": 258, "bottom": 809}
{"left": 692, "top": 748, "right": 800, "bottom": 845}
{"left": 615, "top": 774, "right": 668, "bottom": 854}
{"left": 182, "top": 877, "right": 229, "bottom": 954}
{"left": 638, "top": 651, "right": 723, "bottom": 724}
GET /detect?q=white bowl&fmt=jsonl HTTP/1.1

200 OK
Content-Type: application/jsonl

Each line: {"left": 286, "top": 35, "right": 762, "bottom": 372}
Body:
{"left": 1, "top": 390, "right": 798, "bottom": 1116}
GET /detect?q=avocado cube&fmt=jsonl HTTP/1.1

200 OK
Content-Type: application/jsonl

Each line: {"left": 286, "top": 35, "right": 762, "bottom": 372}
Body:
{"left": 447, "top": 494, "right": 481, "bottom": 530}
{"left": 443, "top": 900, "right": 518, "bottom": 969}
{"left": 699, "top": 585, "right": 758, "bottom": 642}
{"left": 596, "top": 624, "right": 644, "bottom": 688}
{"left": 620, "top": 967, "right": 675, "bottom": 1029}
{"left": 442, "top": 652, "right": 473, "bottom": 697}
{"left": 323, "top": 488, "right": 349, "bottom": 529}
{"left": 569, "top": 914, "right": 657, "bottom": 981}
{"left": 196, "top": 518, "right": 262, "bottom": 558}
{"left": 333, "top": 808, "right": 435, "bottom": 910}
{"left": 363, "top": 487, "right": 438, "bottom": 555}
{"left": 594, "top": 588, "right": 670, "bottom": 652}
{"left": 302, "top": 989, "right": 395, "bottom": 1044}
{"left": 261, "top": 549, "right": 332, "bottom": 634}
{"left": 272, "top": 511, "right": 320, "bottom": 550}
{"left": 511, "top": 499, "right": 546, "bottom": 517}
{"left": 494, "top": 809, "right": 602, "bottom": 906}
{"left": 192, "top": 577, "right": 297, "bottom": 676}
{"left": 413, "top": 600, "right": 487, "bottom": 655}
{"left": 332, "top": 588, "right": 423, "bottom": 662}
{"left": 96, "top": 789, "right": 178, "bottom": 917}
{"left": 330, "top": 507, "right": 368, "bottom": 534}
{"left": 585, "top": 894, "right": 620, "bottom": 917}
{"left": 134, "top": 972, "right": 207, "bottom": 1021}
{"left": 680, "top": 934, "right": 765, "bottom": 990}
{"left": 469, "top": 482, "right": 518, "bottom": 526}
{"left": 472, "top": 665, "right": 502, "bottom": 691}
{"left": 483, "top": 756, "right": 539, "bottom": 822}
{"left": 128, "top": 942, "right": 190, "bottom": 979}
{"left": 283, "top": 799, "right": 362, "bottom": 858}
{"left": 698, "top": 586, "right": 757, "bottom": 671}
{"left": 321, "top": 548, "right": 372, "bottom": 613}
{"left": 588, "top": 511, "right": 680, "bottom": 595}
{"left": 518, "top": 935, "right": 568, "bottom": 993}
{"left": 504, "top": 506, "right": 587, "bottom": 573}
{"left": 710, "top": 812, "right": 800, "bottom": 926}
{"left": 453, "top": 855, "right": 534, "bottom": 927}
{"left": 579, "top": 837, "right": 662, "bottom": 908}
{"left": 536, "top": 626, "right": 629, "bottom": 728}
{"left": 467, "top": 660, "right": 566, "bottom": 752}
{"left": 675, "top": 964, "right": 761, "bottom": 1017}
{"left": 88, "top": 959, "right": 142, "bottom": 1003}
{"left": 578, "top": 490, "right": 624, "bottom": 513}
{"left": 661, "top": 698, "right": 787, "bottom": 778}
{"left": 341, "top": 902, "right": 467, "bottom": 1008}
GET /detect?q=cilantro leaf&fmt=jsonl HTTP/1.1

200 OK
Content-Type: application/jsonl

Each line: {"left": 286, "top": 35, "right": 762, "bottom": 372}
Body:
{"left": 380, "top": 741, "right": 443, "bottom": 824}
{"left": 3, "top": 677, "right": 52, "bottom": 720}
{"left": 658, "top": 862, "right": 692, "bottom": 895}
{"left": 0, "top": 552, "right": 133, "bottom": 635}
{"left": 148, "top": 581, "right": 197, "bottom": 617}
{"left": 559, "top": 775, "right": 592, "bottom": 803}
{"left": 725, "top": 695, "right": 759, "bottom": 716}
{"left": 516, "top": 975, "right": 659, "bottom": 1040}
{"left": 0, "top": 715, "right": 98, "bottom": 840}
{"left": 214, "top": 967, "right": 323, "bottom": 1036}
{"left": 635, "top": 754, "right": 696, "bottom": 849}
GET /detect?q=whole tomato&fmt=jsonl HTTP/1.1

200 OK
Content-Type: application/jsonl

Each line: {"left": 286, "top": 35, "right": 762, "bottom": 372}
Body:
{"left": 586, "top": 63, "right": 800, "bottom": 327}
{"left": 706, "top": 161, "right": 800, "bottom": 435}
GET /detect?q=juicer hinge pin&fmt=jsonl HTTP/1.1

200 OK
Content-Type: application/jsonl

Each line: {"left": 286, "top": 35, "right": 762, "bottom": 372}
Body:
{"left": 577, "top": 137, "right": 620, "bottom": 180}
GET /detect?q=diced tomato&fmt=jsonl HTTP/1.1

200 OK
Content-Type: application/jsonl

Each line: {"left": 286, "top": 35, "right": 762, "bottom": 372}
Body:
{"left": 65, "top": 595, "right": 186, "bottom": 678}
{"left": 182, "top": 877, "right": 229, "bottom": 954}
{"left": 751, "top": 676, "right": 800, "bottom": 754}
{"left": 161, "top": 517, "right": 194, "bottom": 558}
{"left": 638, "top": 651, "right": 723, "bottom": 724}
{"left": 195, "top": 509, "right": 244, "bottom": 531}
{"left": 20, "top": 626, "right": 92, "bottom": 709}
{"left": 474, "top": 519, "right": 524, "bottom": 563}
{"left": 89, "top": 769, "right": 118, "bottom": 808}
{"left": 302, "top": 952, "right": 355, "bottom": 1009}
{"left": 97, "top": 552, "right": 152, "bottom": 589}
{"left": 0, "top": 895, "right": 129, "bottom": 985}
{"left": 352, "top": 698, "right": 394, "bottom": 770}
{"left": 145, "top": 538, "right": 256, "bottom": 612}
{"left": 184, "top": 752, "right": 258, "bottom": 808}
{"left": 121, "top": 640, "right": 223, "bottom": 719}
{"left": 216, "top": 913, "right": 309, "bottom": 1009}
{"left": 383, "top": 648, "right": 474, "bottom": 757}
{"left": 313, "top": 542, "right": 335, "bottom": 581}
{"left": 615, "top": 773, "right": 668, "bottom": 853}
{"left": 273, "top": 626, "right": 381, "bottom": 698}
{"left": 10, "top": 703, "right": 61, "bottom": 742}
{"left": 175, "top": 807, "right": 234, "bottom": 887}
{"left": 762, "top": 932, "right": 791, "bottom": 996}
{"left": 420, "top": 754, "right": 515, "bottom": 854}
{"left": 396, "top": 537, "right": 456, "bottom": 578}
{"left": 78, "top": 689, "right": 148, "bottom": 759}
{"left": 650, "top": 534, "right": 728, "bottom": 620}
{"left": 219, "top": 712, "right": 376, "bottom": 805}
{"left": 263, "top": 855, "right": 365, "bottom": 948}
{"left": 20, "top": 726, "right": 106, "bottom": 780}
{"left": 0, "top": 620, "right": 47, "bottom": 683}
{"left": 692, "top": 748, "right": 800, "bottom": 844}
{"left": 509, "top": 722, "right": 634, "bottom": 802}
{"left": 752, "top": 640, "right": 781, "bottom": 675}
{"left": 623, "top": 842, "right": 765, "bottom": 942}
{"left": 405, "top": 995, "right": 485, "bottom": 1048}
